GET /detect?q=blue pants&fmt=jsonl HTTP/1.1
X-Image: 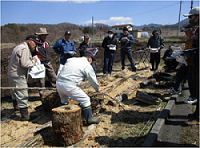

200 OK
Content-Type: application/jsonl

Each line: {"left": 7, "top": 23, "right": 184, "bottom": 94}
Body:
{"left": 103, "top": 50, "right": 115, "bottom": 74}
{"left": 120, "top": 49, "right": 135, "bottom": 70}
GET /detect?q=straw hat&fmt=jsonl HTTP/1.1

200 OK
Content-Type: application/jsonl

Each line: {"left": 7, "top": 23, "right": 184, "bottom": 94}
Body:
{"left": 35, "top": 27, "right": 49, "bottom": 35}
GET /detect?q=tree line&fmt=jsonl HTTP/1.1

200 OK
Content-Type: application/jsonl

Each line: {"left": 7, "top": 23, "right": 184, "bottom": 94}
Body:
{"left": 1, "top": 21, "right": 186, "bottom": 44}
{"left": 1, "top": 23, "right": 111, "bottom": 44}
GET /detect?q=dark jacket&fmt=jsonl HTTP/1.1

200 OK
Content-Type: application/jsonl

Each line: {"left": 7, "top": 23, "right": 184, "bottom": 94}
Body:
{"left": 102, "top": 36, "right": 118, "bottom": 52}
{"left": 119, "top": 33, "right": 135, "bottom": 49}
{"left": 33, "top": 39, "right": 51, "bottom": 64}
{"left": 162, "top": 48, "right": 173, "bottom": 60}
{"left": 79, "top": 41, "right": 94, "bottom": 57}
{"left": 147, "top": 35, "right": 165, "bottom": 51}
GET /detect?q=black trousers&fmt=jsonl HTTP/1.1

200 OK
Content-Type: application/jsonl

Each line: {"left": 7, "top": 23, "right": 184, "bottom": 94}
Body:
{"left": 150, "top": 52, "right": 160, "bottom": 70}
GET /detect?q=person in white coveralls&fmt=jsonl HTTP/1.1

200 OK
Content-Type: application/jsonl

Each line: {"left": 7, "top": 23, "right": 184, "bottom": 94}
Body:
{"left": 56, "top": 50, "right": 104, "bottom": 125}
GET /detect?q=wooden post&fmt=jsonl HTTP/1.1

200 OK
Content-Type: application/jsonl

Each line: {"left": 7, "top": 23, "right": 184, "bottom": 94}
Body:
{"left": 52, "top": 105, "right": 84, "bottom": 146}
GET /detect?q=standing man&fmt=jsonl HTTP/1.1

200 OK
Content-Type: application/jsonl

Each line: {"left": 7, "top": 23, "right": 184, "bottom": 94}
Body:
{"left": 102, "top": 30, "right": 118, "bottom": 77}
{"left": 147, "top": 29, "right": 165, "bottom": 71}
{"left": 53, "top": 31, "right": 76, "bottom": 75}
{"left": 183, "top": 7, "right": 199, "bottom": 123}
{"left": 34, "top": 27, "right": 57, "bottom": 98}
{"left": 56, "top": 50, "right": 104, "bottom": 125}
{"left": 8, "top": 35, "right": 38, "bottom": 121}
{"left": 79, "top": 34, "right": 96, "bottom": 73}
{"left": 119, "top": 27, "right": 136, "bottom": 72}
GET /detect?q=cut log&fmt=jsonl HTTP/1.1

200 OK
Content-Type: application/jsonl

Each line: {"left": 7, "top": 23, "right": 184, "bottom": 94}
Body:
{"left": 135, "top": 90, "right": 162, "bottom": 105}
{"left": 113, "top": 78, "right": 156, "bottom": 102}
{"left": 41, "top": 91, "right": 61, "bottom": 111}
{"left": 52, "top": 105, "right": 84, "bottom": 146}
{"left": 139, "top": 78, "right": 156, "bottom": 88}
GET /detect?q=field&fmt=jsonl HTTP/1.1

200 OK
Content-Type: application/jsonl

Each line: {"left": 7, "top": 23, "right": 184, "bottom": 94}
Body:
{"left": 1, "top": 36, "right": 198, "bottom": 147}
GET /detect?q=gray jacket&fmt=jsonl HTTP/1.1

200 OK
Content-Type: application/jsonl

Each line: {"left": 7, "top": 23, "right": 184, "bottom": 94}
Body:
{"left": 7, "top": 42, "right": 36, "bottom": 77}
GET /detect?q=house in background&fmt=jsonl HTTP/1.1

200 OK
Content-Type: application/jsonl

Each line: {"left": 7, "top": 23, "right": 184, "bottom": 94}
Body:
{"left": 141, "top": 32, "right": 149, "bottom": 37}
{"left": 112, "top": 24, "right": 133, "bottom": 38}
{"left": 112, "top": 24, "right": 148, "bottom": 38}
{"left": 132, "top": 30, "right": 142, "bottom": 38}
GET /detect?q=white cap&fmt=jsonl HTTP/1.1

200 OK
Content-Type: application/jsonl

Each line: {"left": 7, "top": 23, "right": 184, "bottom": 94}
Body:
{"left": 183, "top": 7, "right": 200, "bottom": 17}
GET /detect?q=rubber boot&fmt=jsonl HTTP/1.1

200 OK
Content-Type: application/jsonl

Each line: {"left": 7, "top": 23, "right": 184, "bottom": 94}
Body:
{"left": 19, "top": 107, "right": 29, "bottom": 121}
{"left": 82, "top": 106, "right": 101, "bottom": 125}
{"left": 12, "top": 100, "right": 19, "bottom": 111}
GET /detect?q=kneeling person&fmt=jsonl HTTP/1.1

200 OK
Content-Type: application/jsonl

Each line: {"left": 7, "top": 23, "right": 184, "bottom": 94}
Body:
{"left": 56, "top": 50, "right": 103, "bottom": 125}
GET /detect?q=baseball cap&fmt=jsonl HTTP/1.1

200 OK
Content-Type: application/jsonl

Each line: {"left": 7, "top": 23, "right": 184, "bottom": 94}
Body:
{"left": 181, "top": 24, "right": 195, "bottom": 32}
{"left": 108, "top": 30, "right": 114, "bottom": 33}
{"left": 123, "top": 27, "right": 128, "bottom": 31}
{"left": 25, "top": 35, "right": 42, "bottom": 44}
{"left": 183, "top": 7, "right": 200, "bottom": 17}
{"left": 84, "top": 34, "right": 90, "bottom": 39}
{"left": 83, "top": 50, "right": 95, "bottom": 61}
{"left": 155, "top": 30, "right": 160, "bottom": 34}
{"left": 64, "top": 31, "right": 71, "bottom": 36}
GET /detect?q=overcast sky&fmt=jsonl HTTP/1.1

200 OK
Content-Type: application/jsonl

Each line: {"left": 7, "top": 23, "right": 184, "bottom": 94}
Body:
{"left": 1, "top": 0, "right": 199, "bottom": 26}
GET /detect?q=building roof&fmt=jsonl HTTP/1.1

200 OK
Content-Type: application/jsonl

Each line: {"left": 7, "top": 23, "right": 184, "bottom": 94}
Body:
{"left": 132, "top": 30, "right": 142, "bottom": 32}
{"left": 112, "top": 24, "right": 133, "bottom": 28}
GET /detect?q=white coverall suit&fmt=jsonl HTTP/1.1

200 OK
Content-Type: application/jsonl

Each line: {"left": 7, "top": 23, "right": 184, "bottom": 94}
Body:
{"left": 56, "top": 57, "right": 99, "bottom": 108}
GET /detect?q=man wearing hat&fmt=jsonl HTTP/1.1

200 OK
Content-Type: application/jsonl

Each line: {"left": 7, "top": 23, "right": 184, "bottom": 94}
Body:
{"left": 147, "top": 29, "right": 165, "bottom": 71}
{"left": 79, "top": 34, "right": 97, "bottom": 73}
{"left": 7, "top": 35, "right": 38, "bottom": 121}
{"left": 167, "top": 24, "right": 196, "bottom": 101}
{"left": 56, "top": 50, "right": 104, "bottom": 125}
{"left": 53, "top": 31, "right": 76, "bottom": 75}
{"left": 183, "top": 7, "right": 199, "bottom": 123}
{"left": 34, "top": 27, "right": 57, "bottom": 98}
{"left": 119, "top": 27, "right": 136, "bottom": 72}
{"left": 102, "top": 30, "right": 118, "bottom": 77}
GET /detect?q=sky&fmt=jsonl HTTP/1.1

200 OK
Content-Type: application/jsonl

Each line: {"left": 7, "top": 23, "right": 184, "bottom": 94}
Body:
{"left": 0, "top": 0, "right": 199, "bottom": 26}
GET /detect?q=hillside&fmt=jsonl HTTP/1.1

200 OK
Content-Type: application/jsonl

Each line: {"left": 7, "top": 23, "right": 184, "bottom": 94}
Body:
{"left": 1, "top": 19, "right": 188, "bottom": 44}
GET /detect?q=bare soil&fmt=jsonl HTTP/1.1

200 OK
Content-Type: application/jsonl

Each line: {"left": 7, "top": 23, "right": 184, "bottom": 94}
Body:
{"left": 1, "top": 41, "right": 199, "bottom": 147}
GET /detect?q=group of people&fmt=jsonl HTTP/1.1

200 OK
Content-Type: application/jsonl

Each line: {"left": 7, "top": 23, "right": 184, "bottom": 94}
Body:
{"left": 163, "top": 7, "right": 199, "bottom": 124}
{"left": 7, "top": 7, "right": 199, "bottom": 124}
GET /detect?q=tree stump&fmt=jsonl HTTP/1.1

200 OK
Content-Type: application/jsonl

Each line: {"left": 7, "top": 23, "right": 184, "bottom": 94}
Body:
{"left": 52, "top": 105, "right": 84, "bottom": 146}
{"left": 41, "top": 91, "right": 61, "bottom": 111}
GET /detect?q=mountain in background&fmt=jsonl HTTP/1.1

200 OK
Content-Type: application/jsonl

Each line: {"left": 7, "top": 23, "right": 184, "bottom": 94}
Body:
{"left": 134, "top": 18, "right": 189, "bottom": 29}
{"left": 1, "top": 18, "right": 189, "bottom": 43}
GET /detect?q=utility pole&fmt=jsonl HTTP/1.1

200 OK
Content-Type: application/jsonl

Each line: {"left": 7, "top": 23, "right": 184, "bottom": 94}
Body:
{"left": 191, "top": 0, "right": 193, "bottom": 9}
{"left": 92, "top": 16, "right": 94, "bottom": 40}
{"left": 177, "top": 1, "right": 182, "bottom": 36}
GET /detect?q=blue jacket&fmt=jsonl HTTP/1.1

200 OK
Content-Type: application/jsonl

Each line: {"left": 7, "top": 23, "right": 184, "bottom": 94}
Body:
{"left": 119, "top": 33, "right": 135, "bottom": 50}
{"left": 53, "top": 38, "right": 76, "bottom": 65}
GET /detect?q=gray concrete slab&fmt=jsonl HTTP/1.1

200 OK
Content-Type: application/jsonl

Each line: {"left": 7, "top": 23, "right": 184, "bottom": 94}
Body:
{"left": 155, "top": 86, "right": 193, "bottom": 146}
{"left": 143, "top": 84, "right": 193, "bottom": 147}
